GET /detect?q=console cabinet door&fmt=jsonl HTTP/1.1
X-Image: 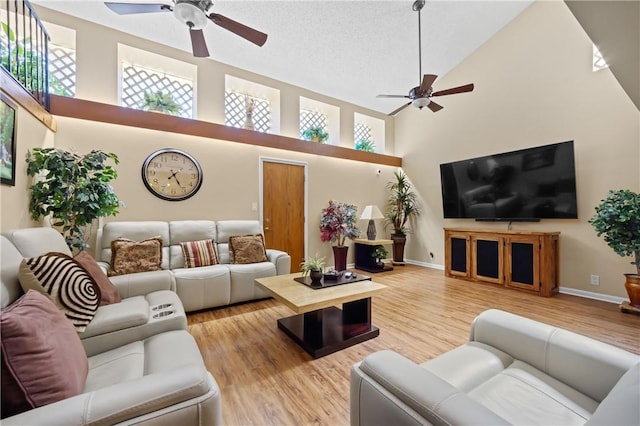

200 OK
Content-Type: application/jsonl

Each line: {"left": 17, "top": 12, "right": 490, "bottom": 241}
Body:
{"left": 471, "top": 235, "right": 503, "bottom": 284}
{"left": 445, "top": 231, "right": 470, "bottom": 278}
{"left": 505, "top": 236, "right": 540, "bottom": 292}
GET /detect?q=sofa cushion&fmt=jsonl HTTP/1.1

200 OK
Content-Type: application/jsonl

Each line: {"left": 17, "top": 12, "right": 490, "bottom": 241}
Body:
{"left": 0, "top": 290, "right": 88, "bottom": 418}
{"left": 75, "top": 250, "right": 122, "bottom": 305}
{"left": 180, "top": 239, "right": 219, "bottom": 268}
{"left": 18, "top": 252, "right": 100, "bottom": 332}
{"left": 229, "top": 234, "right": 268, "bottom": 264}
{"left": 109, "top": 237, "right": 163, "bottom": 276}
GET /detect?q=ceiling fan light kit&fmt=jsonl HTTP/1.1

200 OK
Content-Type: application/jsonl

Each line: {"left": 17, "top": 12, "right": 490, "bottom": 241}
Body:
{"left": 104, "top": 0, "right": 267, "bottom": 58}
{"left": 377, "top": 0, "right": 474, "bottom": 116}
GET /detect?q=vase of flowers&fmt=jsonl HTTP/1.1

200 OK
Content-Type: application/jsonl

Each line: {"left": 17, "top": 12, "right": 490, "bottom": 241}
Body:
{"left": 320, "top": 200, "right": 361, "bottom": 271}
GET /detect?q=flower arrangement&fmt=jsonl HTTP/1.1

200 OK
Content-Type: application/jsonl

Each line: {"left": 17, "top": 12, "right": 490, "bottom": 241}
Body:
{"left": 320, "top": 200, "right": 361, "bottom": 246}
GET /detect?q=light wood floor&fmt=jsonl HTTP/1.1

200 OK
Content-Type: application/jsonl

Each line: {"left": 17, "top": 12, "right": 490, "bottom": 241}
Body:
{"left": 187, "top": 265, "right": 640, "bottom": 426}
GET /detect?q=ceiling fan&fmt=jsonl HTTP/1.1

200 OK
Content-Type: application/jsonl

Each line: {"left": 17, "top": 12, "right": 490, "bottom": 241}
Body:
{"left": 104, "top": 0, "right": 268, "bottom": 58}
{"left": 377, "top": 0, "right": 474, "bottom": 116}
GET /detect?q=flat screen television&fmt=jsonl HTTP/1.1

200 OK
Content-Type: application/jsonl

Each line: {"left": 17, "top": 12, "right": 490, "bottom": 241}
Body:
{"left": 440, "top": 141, "right": 578, "bottom": 221}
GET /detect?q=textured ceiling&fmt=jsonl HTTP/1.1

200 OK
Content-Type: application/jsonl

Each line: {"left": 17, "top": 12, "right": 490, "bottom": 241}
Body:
{"left": 32, "top": 0, "right": 534, "bottom": 114}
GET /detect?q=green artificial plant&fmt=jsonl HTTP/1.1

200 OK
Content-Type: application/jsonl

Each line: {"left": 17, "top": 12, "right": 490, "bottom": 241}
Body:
{"left": 26, "top": 148, "right": 120, "bottom": 253}
{"left": 384, "top": 170, "right": 420, "bottom": 236}
{"left": 301, "top": 126, "right": 329, "bottom": 143}
{"left": 355, "top": 138, "right": 376, "bottom": 153}
{"left": 141, "top": 90, "right": 181, "bottom": 115}
{"left": 589, "top": 189, "right": 640, "bottom": 275}
{"left": 300, "top": 254, "right": 326, "bottom": 277}
{"left": 372, "top": 245, "right": 388, "bottom": 262}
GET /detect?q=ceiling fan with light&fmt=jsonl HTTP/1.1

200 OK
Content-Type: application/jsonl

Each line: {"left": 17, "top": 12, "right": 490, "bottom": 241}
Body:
{"left": 104, "top": 0, "right": 268, "bottom": 58}
{"left": 377, "top": 0, "right": 474, "bottom": 116}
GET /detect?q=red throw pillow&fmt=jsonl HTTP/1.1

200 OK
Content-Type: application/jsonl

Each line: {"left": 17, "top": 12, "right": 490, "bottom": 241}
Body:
{"left": 74, "top": 251, "right": 122, "bottom": 305}
{"left": 0, "top": 290, "right": 88, "bottom": 418}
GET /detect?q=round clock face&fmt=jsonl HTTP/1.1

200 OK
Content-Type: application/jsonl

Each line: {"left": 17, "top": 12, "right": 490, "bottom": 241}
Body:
{"left": 142, "top": 148, "right": 203, "bottom": 201}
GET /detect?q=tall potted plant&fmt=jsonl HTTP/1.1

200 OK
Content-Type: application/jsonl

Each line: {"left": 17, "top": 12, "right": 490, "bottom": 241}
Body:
{"left": 320, "top": 200, "right": 361, "bottom": 271}
{"left": 384, "top": 170, "right": 420, "bottom": 264}
{"left": 26, "top": 148, "right": 120, "bottom": 253}
{"left": 589, "top": 189, "right": 640, "bottom": 308}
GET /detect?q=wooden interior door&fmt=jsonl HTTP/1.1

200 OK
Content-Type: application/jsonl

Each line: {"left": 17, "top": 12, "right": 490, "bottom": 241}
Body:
{"left": 262, "top": 161, "right": 305, "bottom": 273}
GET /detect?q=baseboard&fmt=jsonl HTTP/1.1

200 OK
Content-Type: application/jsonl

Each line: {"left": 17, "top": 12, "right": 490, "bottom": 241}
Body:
{"left": 558, "top": 287, "right": 628, "bottom": 305}
{"left": 403, "top": 259, "right": 444, "bottom": 270}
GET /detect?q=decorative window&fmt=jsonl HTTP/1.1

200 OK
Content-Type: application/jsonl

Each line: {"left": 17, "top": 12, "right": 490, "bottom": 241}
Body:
{"left": 121, "top": 63, "right": 193, "bottom": 118}
{"left": 354, "top": 112, "right": 385, "bottom": 153}
{"left": 593, "top": 44, "right": 608, "bottom": 72}
{"left": 354, "top": 122, "right": 372, "bottom": 143}
{"left": 224, "top": 90, "right": 271, "bottom": 132}
{"left": 48, "top": 43, "right": 75, "bottom": 96}
{"left": 299, "top": 110, "right": 328, "bottom": 138}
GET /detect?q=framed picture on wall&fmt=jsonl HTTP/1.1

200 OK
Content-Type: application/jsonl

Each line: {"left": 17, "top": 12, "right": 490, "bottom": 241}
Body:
{"left": 1, "top": 92, "right": 17, "bottom": 186}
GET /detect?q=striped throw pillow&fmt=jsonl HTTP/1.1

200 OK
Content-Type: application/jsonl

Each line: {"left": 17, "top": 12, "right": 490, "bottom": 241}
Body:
{"left": 180, "top": 239, "right": 219, "bottom": 268}
{"left": 18, "top": 252, "right": 101, "bottom": 333}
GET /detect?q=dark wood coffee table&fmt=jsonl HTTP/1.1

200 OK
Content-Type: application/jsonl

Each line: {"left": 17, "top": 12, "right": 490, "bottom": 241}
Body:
{"left": 255, "top": 273, "right": 386, "bottom": 358}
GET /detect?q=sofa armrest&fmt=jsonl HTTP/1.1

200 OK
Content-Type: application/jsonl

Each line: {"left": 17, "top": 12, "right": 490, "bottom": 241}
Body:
{"left": 2, "top": 365, "right": 221, "bottom": 426}
{"left": 266, "top": 249, "right": 291, "bottom": 275}
{"left": 110, "top": 270, "right": 176, "bottom": 298}
{"left": 351, "top": 350, "right": 510, "bottom": 426}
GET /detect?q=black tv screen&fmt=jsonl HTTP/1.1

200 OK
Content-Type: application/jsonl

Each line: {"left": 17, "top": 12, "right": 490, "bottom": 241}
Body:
{"left": 440, "top": 141, "right": 578, "bottom": 221}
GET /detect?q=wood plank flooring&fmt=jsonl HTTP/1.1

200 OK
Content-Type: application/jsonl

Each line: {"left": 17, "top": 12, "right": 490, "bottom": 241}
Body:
{"left": 187, "top": 265, "right": 640, "bottom": 426}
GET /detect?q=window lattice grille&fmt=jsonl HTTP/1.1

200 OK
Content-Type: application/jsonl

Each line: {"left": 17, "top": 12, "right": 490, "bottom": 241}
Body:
{"left": 224, "top": 90, "right": 271, "bottom": 133}
{"left": 354, "top": 122, "right": 372, "bottom": 143}
{"left": 121, "top": 64, "right": 193, "bottom": 118}
{"left": 299, "top": 110, "right": 327, "bottom": 138}
{"left": 48, "top": 43, "right": 75, "bottom": 96}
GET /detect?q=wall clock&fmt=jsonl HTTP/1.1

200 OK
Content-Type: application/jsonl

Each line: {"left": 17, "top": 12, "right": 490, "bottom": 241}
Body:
{"left": 142, "top": 148, "right": 203, "bottom": 201}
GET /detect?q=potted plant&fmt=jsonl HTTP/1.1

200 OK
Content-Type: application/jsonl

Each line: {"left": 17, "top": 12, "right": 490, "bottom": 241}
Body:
{"left": 589, "top": 189, "right": 640, "bottom": 308}
{"left": 384, "top": 170, "right": 420, "bottom": 264}
{"left": 355, "top": 138, "right": 376, "bottom": 153}
{"left": 300, "top": 254, "right": 325, "bottom": 283}
{"left": 372, "top": 245, "right": 388, "bottom": 268}
{"left": 302, "top": 126, "right": 329, "bottom": 143}
{"left": 141, "top": 90, "right": 181, "bottom": 115}
{"left": 320, "top": 200, "right": 361, "bottom": 271}
{"left": 26, "top": 148, "right": 120, "bottom": 253}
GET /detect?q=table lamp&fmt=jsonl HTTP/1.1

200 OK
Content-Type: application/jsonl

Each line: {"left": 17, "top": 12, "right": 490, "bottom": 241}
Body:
{"left": 360, "top": 205, "right": 384, "bottom": 240}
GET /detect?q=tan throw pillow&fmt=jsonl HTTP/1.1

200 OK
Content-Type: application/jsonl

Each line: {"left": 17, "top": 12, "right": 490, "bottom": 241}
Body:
{"left": 18, "top": 252, "right": 101, "bottom": 333}
{"left": 180, "top": 239, "right": 218, "bottom": 268}
{"left": 0, "top": 290, "right": 89, "bottom": 418}
{"left": 74, "top": 251, "right": 122, "bottom": 305}
{"left": 109, "top": 237, "right": 163, "bottom": 276}
{"left": 229, "top": 234, "right": 268, "bottom": 264}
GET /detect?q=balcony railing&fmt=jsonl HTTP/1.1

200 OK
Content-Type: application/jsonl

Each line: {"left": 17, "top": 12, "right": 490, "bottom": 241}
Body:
{"left": 1, "top": 0, "right": 50, "bottom": 110}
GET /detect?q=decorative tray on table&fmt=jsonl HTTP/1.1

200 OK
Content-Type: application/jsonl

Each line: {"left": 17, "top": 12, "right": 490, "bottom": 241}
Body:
{"left": 294, "top": 271, "right": 371, "bottom": 289}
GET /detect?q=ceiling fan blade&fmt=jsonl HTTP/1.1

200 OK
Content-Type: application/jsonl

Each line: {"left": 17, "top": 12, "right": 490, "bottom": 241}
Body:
{"left": 189, "top": 28, "right": 209, "bottom": 57}
{"left": 376, "top": 94, "right": 410, "bottom": 99}
{"left": 388, "top": 102, "right": 412, "bottom": 116}
{"left": 427, "top": 101, "right": 444, "bottom": 112}
{"left": 420, "top": 74, "right": 438, "bottom": 92}
{"left": 104, "top": 2, "right": 171, "bottom": 15}
{"left": 208, "top": 13, "right": 268, "bottom": 46}
{"left": 432, "top": 83, "right": 474, "bottom": 97}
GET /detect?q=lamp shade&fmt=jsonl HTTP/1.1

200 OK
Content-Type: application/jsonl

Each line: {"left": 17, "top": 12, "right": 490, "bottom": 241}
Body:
{"left": 360, "top": 205, "right": 384, "bottom": 220}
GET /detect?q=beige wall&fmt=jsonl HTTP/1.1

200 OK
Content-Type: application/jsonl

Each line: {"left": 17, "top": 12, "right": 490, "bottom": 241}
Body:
{"left": 0, "top": 100, "right": 55, "bottom": 230}
{"left": 395, "top": 1, "right": 639, "bottom": 299}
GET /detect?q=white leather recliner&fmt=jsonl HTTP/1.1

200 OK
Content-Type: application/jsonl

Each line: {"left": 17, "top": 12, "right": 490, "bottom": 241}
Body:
{"left": 350, "top": 309, "right": 640, "bottom": 425}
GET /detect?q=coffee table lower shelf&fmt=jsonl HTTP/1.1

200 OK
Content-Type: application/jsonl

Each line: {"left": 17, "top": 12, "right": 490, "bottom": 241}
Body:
{"left": 277, "top": 299, "right": 379, "bottom": 358}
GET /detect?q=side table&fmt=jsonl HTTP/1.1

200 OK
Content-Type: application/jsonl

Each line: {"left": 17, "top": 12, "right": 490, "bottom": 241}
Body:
{"left": 354, "top": 239, "right": 394, "bottom": 273}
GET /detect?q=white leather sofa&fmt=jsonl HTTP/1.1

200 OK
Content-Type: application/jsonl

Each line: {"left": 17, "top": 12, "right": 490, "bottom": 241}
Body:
{"left": 96, "top": 220, "right": 291, "bottom": 312}
{"left": 350, "top": 309, "right": 640, "bottom": 426}
{"left": 1, "top": 229, "right": 221, "bottom": 425}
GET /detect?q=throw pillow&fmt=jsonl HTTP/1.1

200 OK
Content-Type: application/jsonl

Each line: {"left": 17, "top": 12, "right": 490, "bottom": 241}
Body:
{"left": 229, "top": 234, "right": 268, "bottom": 264}
{"left": 0, "top": 290, "right": 88, "bottom": 418}
{"left": 18, "top": 252, "right": 101, "bottom": 333}
{"left": 109, "top": 236, "right": 163, "bottom": 276}
{"left": 74, "top": 250, "right": 122, "bottom": 305}
{"left": 180, "top": 239, "right": 219, "bottom": 268}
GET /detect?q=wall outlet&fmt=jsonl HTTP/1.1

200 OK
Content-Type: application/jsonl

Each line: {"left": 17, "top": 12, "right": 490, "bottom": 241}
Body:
{"left": 590, "top": 274, "right": 600, "bottom": 285}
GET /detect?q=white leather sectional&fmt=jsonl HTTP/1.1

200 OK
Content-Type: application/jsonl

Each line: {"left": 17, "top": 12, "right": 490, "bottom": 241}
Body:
{"left": 96, "top": 220, "right": 291, "bottom": 312}
{"left": 350, "top": 309, "right": 640, "bottom": 425}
